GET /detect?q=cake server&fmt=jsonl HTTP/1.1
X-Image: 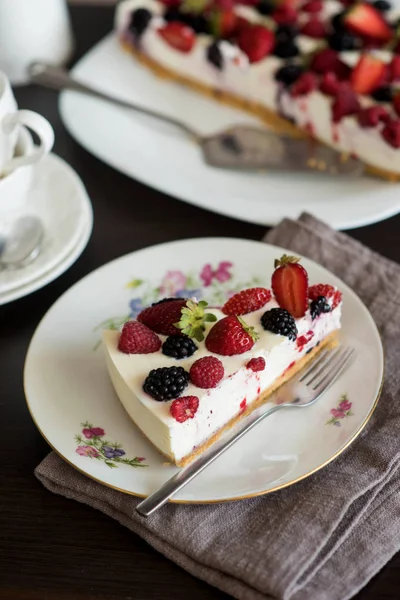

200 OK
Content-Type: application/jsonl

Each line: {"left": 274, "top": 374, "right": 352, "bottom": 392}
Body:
{"left": 136, "top": 344, "right": 355, "bottom": 517}
{"left": 29, "top": 62, "right": 364, "bottom": 176}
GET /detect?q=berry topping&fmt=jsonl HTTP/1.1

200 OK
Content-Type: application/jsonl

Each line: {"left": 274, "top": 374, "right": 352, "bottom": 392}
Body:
{"left": 143, "top": 366, "right": 190, "bottom": 401}
{"left": 310, "top": 296, "right": 331, "bottom": 320}
{"left": 382, "top": 119, "right": 400, "bottom": 147}
{"left": 137, "top": 298, "right": 187, "bottom": 336}
{"left": 190, "top": 356, "right": 224, "bottom": 388}
{"left": 290, "top": 71, "right": 317, "bottom": 97}
{"left": 332, "top": 83, "right": 360, "bottom": 123}
{"left": 238, "top": 25, "right": 275, "bottom": 63}
{"left": 222, "top": 287, "right": 272, "bottom": 316}
{"left": 328, "top": 30, "right": 358, "bottom": 51}
{"left": 371, "top": 85, "right": 393, "bottom": 102}
{"left": 164, "top": 8, "right": 208, "bottom": 33}
{"left": 170, "top": 396, "right": 199, "bottom": 423}
{"left": 274, "top": 40, "right": 300, "bottom": 58}
{"left": 275, "top": 23, "right": 298, "bottom": 41}
{"left": 175, "top": 299, "right": 217, "bottom": 342}
{"left": 301, "top": 18, "right": 327, "bottom": 38}
{"left": 118, "top": 321, "right": 161, "bottom": 354}
{"left": 129, "top": 8, "right": 152, "bottom": 38}
{"left": 271, "top": 254, "right": 308, "bottom": 318}
{"left": 205, "top": 315, "right": 259, "bottom": 355}
{"left": 209, "top": 8, "right": 238, "bottom": 38}
{"left": 207, "top": 41, "right": 224, "bottom": 69}
{"left": 350, "top": 54, "right": 386, "bottom": 95}
{"left": 162, "top": 335, "right": 198, "bottom": 359}
{"left": 394, "top": 93, "right": 400, "bottom": 116}
{"left": 320, "top": 72, "right": 340, "bottom": 96}
{"left": 343, "top": 3, "right": 392, "bottom": 42}
{"left": 310, "top": 49, "right": 349, "bottom": 79}
{"left": 256, "top": 0, "right": 275, "bottom": 15}
{"left": 357, "top": 105, "right": 390, "bottom": 127}
{"left": 272, "top": 5, "right": 298, "bottom": 25}
{"left": 261, "top": 308, "right": 298, "bottom": 341}
{"left": 302, "top": 0, "right": 323, "bottom": 12}
{"left": 296, "top": 330, "right": 314, "bottom": 350}
{"left": 373, "top": 0, "right": 391, "bottom": 11}
{"left": 389, "top": 56, "right": 400, "bottom": 82}
{"left": 246, "top": 357, "right": 266, "bottom": 371}
{"left": 275, "top": 64, "right": 304, "bottom": 86}
{"left": 158, "top": 22, "right": 196, "bottom": 53}
{"left": 309, "top": 284, "right": 342, "bottom": 309}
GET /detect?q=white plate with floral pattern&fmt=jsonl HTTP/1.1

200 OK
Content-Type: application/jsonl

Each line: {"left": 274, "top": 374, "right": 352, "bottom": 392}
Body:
{"left": 24, "top": 238, "right": 383, "bottom": 503}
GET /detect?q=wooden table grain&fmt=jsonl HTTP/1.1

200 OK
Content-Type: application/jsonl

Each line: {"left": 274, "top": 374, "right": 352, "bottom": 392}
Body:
{"left": 1, "top": 5, "right": 400, "bottom": 599}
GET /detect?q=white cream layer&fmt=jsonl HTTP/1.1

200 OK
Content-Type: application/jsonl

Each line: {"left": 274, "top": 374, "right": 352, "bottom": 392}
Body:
{"left": 115, "top": 0, "right": 400, "bottom": 175}
{"left": 103, "top": 300, "right": 341, "bottom": 463}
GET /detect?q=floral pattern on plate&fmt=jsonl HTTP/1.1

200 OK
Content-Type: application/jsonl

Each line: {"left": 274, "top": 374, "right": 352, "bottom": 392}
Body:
{"left": 93, "top": 261, "right": 262, "bottom": 347}
{"left": 326, "top": 395, "right": 353, "bottom": 427}
{"left": 75, "top": 422, "right": 147, "bottom": 468}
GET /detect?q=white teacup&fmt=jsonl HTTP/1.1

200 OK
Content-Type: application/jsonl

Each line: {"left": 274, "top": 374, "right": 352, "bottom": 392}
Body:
{"left": 0, "top": 127, "right": 38, "bottom": 219}
{"left": 0, "top": 70, "right": 54, "bottom": 177}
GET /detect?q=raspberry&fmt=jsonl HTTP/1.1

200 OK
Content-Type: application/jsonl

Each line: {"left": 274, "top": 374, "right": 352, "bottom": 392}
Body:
{"left": 261, "top": 308, "right": 297, "bottom": 341}
{"left": 357, "top": 106, "right": 390, "bottom": 128}
{"left": 118, "top": 321, "right": 161, "bottom": 354}
{"left": 170, "top": 396, "right": 199, "bottom": 423}
{"left": 310, "top": 296, "right": 331, "bottom": 320}
{"left": 301, "top": 18, "right": 327, "bottom": 38}
{"left": 332, "top": 83, "right": 360, "bottom": 123}
{"left": 309, "top": 284, "right": 342, "bottom": 309}
{"left": 272, "top": 5, "right": 298, "bottom": 24}
{"left": 310, "top": 49, "right": 349, "bottom": 80}
{"left": 290, "top": 72, "right": 317, "bottom": 97}
{"left": 302, "top": 0, "right": 323, "bottom": 12}
{"left": 222, "top": 287, "right": 272, "bottom": 316}
{"left": 143, "top": 366, "right": 189, "bottom": 401}
{"left": 137, "top": 298, "right": 187, "bottom": 336}
{"left": 394, "top": 94, "right": 400, "bottom": 117}
{"left": 320, "top": 72, "right": 340, "bottom": 96}
{"left": 382, "top": 120, "right": 400, "bottom": 148}
{"left": 246, "top": 357, "right": 266, "bottom": 372}
{"left": 190, "top": 356, "right": 224, "bottom": 388}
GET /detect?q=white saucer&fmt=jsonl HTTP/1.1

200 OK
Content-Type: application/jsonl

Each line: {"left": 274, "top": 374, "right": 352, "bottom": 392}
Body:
{"left": 59, "top": 34, "right": 400, "bottom": 230}
{"left": 24, "top": 238, "right": 383, "bottom": 503}
{"left": 0, "top": 154, "right": 93, "bottom": 304}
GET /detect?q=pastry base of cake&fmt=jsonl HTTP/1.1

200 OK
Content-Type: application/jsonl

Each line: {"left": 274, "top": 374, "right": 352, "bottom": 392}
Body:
{"left": 118, "top": 330, "right": 337, "bottom": 468}
{"left": 121, "top": 41, "right": 400, "bottom": 183}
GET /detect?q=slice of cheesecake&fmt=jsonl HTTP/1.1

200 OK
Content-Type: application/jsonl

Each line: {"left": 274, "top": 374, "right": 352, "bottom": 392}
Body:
{"left": 103, "top": 256, "right": 342, "bottom": 466}
{"left": 115, "top": 0, "right": 400, "bottom": 180}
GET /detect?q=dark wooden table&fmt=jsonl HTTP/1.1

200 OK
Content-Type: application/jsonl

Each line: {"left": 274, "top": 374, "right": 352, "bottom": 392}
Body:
{"left": 1, "top": 5, "right": 400, "bottom": 600}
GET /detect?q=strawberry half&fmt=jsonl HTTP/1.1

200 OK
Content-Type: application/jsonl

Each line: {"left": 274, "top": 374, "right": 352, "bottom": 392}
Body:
{"left": 350, "top": 54, "right": 386, "bottom": 95}
{"left": 238, "top": 25, "right": 275, "bottom": 63}
{"left": 209, "top": 9, "right": 238, "bottom": 38}
{"left": 158, "top": 22, "right": 196, "bottom": 53}
{"left": 271, "top": 255, "right": 308, "bottom": 318}
{"left": 343, "top": 3, "right": 392, "bottom": 42}
{"left": 137, "top": 298, "right": 187, "bottom": 336}
{"left": 205, "top": 315, "right": 259, "bottom": 355}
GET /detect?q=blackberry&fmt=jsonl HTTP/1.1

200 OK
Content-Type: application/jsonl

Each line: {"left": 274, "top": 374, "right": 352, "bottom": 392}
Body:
{"left": 372, "top": 86, "right": 393, "bottom": 102}
{"left": 256, "top": 0, "right": 275, "bottom": 16}
{"left": 373, "top": 0, "right": 391, "bottom": 11}
{"left": 261, "top": 308, "right": 297, "bottom": 341}
{"left": 207, "top": 42, "right": 224, "bottom": 70}
{"left": 276, "top": 24, "right": 299, "bottom": 42}
{"left": 143, "top": 366, "right": 189, "bottom": 401}
{"left": 152, "top": 297, "right": 186, "bottom": 306}
{"left": 310, "top": 296, "right": 331, "bottom": 320}
{"left": 331, "top": 12, "right": 346, "bottom": 32}
{"left": 275, "top": 64, "right": 304, "bottom": 87}
{"left": 273, "top": 41, "right": 299, "bottom": 59}
{"left": 162, "top": 335, "right": 198, "bottom": 359}
{"left": 164, "top": 6, "right": 181, "bottom": 21}
{"left": 328, "top": 31, "right": 358, "bottom": 51}
{"left": 129, "top": 8, "right": 152, "bottom": 38}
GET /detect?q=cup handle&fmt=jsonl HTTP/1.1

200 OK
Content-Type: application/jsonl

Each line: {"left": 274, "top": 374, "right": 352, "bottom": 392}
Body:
{"left": 1, "top": 110, "right": 55, "bottom": 173}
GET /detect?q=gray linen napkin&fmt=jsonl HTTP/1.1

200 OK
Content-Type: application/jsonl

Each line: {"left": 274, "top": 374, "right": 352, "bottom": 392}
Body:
{"left": 35, "top": 213, "right": 400, "bottom": 600}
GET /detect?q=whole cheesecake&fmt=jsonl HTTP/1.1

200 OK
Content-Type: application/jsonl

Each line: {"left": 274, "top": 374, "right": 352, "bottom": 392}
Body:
{"left": 102, "top": 256, "right": 342, "bottom": 466}
{"left": 115, "top": 0, "right": 400, "bottom": 180}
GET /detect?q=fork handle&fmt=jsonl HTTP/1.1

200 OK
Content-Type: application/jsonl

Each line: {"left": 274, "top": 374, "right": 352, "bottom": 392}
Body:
{"left": 136, "top": 403, "right": 283, "bottom": 517}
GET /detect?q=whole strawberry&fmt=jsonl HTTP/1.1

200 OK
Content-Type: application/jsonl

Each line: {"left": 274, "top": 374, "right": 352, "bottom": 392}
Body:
{"left": 190, "top": 356, "right": 224, "bottom": 388}
{"left": 205, "top": 315, "right": 258, "bottom": 355}
{"left": 271, "top": 255, "right": 308, "bottom": 318}
{"left": 308, "top": 284, "right": 342, "bottom": 310}
{"left": 118, "top": 321, "right": 161, "bottom": 354}
{"left": 222, "top": 287, "right": 271, "bottom": 316}
{"left": 137, "top": 298, "right": 187, "bottom": 336}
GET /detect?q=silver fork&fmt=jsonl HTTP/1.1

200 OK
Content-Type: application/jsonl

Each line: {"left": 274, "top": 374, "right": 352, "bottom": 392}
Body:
{"left": 136, "top": 344, "right": 355, "bottom": 517}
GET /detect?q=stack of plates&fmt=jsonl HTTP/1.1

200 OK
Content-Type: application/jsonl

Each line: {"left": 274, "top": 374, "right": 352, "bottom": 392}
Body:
{"left": 0, "top": 153, "right": 93, "bottom": 305}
